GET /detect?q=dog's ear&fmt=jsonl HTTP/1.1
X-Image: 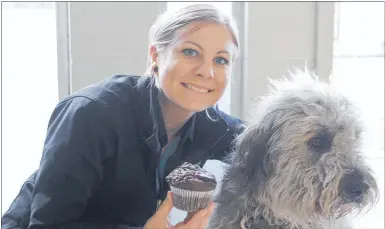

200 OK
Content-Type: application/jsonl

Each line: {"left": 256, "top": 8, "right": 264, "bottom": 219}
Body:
{"left": 230, "top": 110, "right": 283, "bottom": 190}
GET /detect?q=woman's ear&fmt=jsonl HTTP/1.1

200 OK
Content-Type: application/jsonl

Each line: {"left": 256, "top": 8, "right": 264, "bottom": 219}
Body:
{"left": 149, "top": 45, "right": 158, "bottom": 63}
{"left": 149, "top": 45, "right": 160, "bottom": 76}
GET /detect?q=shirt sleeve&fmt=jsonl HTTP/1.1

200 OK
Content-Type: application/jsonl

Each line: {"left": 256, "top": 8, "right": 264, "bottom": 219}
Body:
{"left": 24, "top": 96, "right": 138, "bottom": 229}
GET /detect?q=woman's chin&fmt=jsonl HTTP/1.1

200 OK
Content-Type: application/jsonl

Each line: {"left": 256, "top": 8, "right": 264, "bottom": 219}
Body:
{"left": 178, "top": 101, "right": 215, "bottom": 113}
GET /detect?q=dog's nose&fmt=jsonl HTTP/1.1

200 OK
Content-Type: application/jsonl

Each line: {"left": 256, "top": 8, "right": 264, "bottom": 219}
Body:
{"left": 343, "top": 181, "right": 369, "bottom": 201}
{"left": 340, "top": 173, "right": 369, "bottom": 202}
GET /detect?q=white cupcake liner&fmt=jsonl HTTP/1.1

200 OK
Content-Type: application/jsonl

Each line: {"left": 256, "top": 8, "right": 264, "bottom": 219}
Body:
{"left": 170, "top": 186, "right": 215, "bottom": 212}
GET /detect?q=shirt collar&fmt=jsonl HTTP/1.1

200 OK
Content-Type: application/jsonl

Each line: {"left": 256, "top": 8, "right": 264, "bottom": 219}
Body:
{"left": 136, "top": 77, "right": 196, "bottom": 147}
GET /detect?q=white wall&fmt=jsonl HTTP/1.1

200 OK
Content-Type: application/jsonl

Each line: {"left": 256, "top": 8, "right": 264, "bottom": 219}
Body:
{"left": 237, "top": 2, "right": 334, "bottom": 121}
{"left": 66, "top": 2, "right": 167, "bottom": 93}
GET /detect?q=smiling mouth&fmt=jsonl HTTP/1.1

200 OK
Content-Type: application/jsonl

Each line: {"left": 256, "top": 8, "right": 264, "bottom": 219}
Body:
{"left": 181, "top": 83, "right": 214, "bottom": 93}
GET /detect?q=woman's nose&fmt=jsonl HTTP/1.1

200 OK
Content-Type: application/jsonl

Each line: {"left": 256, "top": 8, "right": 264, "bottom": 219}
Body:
{"left": 195, "top": 60, "right": 214, "bottom": 79}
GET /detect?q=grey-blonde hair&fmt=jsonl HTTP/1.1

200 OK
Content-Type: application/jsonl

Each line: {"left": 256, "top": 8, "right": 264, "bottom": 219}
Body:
{"left": 143, "top": 3, "right": 240, "bottom": 78}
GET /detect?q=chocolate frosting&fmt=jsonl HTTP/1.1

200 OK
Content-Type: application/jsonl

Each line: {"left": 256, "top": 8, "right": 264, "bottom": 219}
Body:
{"left": 166, "top": 162, "right": 217, "bottom": 191}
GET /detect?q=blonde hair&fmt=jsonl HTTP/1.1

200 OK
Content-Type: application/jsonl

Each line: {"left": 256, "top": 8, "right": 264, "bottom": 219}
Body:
{"left": 143, "top": 3, "right": 240, "bottom": 78}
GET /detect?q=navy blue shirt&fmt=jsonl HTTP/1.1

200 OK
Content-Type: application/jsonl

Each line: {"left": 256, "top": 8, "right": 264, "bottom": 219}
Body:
{"left": 2, "top": 75, "right": 244, "bottom": 229}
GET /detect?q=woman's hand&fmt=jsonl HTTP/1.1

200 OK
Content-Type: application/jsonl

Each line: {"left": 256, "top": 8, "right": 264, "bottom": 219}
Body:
{"left": 144, "top": 191, "right": 215, "bottom": 229}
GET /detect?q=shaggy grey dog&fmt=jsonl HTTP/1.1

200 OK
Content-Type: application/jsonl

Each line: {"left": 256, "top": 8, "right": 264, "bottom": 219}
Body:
{"left": 207, "top": 70, "right": 379, "bottom": 229}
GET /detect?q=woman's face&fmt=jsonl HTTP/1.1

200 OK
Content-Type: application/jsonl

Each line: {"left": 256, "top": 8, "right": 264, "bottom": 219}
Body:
{"left": 151, "top": 22, "right": 236, "bottom": 112}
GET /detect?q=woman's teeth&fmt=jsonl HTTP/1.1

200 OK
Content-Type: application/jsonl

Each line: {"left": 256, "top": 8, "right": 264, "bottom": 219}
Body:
{"left": 184, "top": 83, "right": 211, "bottom": 93}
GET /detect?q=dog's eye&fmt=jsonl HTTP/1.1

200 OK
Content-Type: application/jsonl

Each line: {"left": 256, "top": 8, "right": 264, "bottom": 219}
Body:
{"left": 308, "top": 136, "right": 332, "bottom": 153}
{"left": 311, "top": 138, "right": 322, "bottom": 147}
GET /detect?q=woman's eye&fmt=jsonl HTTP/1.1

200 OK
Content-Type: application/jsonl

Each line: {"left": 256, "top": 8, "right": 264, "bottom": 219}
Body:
{"left": 182, "top": 48, "right": 198, "bottom": 57}
{"left": 214, "top": 57, "right": 229, "bottom": 65}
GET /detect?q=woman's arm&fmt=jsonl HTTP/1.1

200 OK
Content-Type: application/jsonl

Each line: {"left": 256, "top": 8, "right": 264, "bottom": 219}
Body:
{"left": 2, "top": 96, "right": 142, "bottom": 229}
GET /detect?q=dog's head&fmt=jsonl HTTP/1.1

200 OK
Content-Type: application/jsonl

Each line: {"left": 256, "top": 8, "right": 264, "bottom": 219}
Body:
{"left": 231, "top": 69, "right": 379, "bottom": 226}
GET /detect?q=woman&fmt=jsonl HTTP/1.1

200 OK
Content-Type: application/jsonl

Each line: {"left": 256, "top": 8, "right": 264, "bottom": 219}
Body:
{"left": 2, "top": 4, "right": 244, "bottom": 229}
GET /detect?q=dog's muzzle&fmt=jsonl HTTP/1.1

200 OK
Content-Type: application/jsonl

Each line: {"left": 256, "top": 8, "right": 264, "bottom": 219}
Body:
{"left": 339, "top": 172, "right": 369, "bottom": 203}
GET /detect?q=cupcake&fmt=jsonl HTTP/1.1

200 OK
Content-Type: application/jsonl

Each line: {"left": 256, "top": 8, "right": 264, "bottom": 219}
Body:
{"left": 166, "top": 162, "right": 217, "bottom": 212}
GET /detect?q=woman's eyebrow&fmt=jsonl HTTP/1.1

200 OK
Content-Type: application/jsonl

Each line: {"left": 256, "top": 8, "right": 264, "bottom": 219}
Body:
{"left": 182, "top": 41, "right": 203, "bottom": 49}
{"left": 217, "top": 50, "right": 230, "bottom": 55}
{"left": 182, "top": 41, "right": 230, "bottom": 55}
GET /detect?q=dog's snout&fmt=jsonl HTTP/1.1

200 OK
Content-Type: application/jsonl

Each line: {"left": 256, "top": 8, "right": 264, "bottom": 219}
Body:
{"left": 339, "top": 172, "right": 368, "bottom": 202}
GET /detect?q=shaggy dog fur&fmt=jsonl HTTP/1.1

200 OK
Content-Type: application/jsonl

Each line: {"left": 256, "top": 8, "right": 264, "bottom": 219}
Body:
{"left": 207, "top": 70, "right": 379, "bottom": 229}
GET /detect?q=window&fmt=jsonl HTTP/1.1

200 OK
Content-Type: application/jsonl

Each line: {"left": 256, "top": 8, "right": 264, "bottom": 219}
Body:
{"left": 330, "top": 2, "right": 384, "bottom": 228}
{"left": 2, "top": 2, "right": 59, "bottom": 214}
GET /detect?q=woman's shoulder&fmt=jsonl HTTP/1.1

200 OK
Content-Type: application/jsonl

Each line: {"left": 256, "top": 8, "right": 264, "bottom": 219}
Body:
{"left": 66, "top": 75, "right": 147, "bottom": 107}
{"left": 53, "top": 75, "right": 151, "bottom": 131}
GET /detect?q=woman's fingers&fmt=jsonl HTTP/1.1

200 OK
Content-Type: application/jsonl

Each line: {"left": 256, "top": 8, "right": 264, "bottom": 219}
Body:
{"left": 144, "top": 191, "right": 174, "bottom": 229}
{"left": 156, "top": 192, "right": 174, "bottom": 216}
{"left": 200, "top": 202, "right": 216, "bottom": 228}
{"left": 182, "top": 202, "right": 215, "bottom": 229}
{"left": 183, "top": 210, "right": 198, "bottom": 223}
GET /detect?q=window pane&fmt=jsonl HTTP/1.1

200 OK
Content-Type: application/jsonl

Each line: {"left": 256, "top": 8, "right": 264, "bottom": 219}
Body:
{"left": 334, "top": 2, "right": 384, "bottom": 43}
{"left": 334, "top": 2, "right": 384, "bottom": 56}
{"left": 331, "top": 3, "right": 384, "bottom": 159}
{"left": 331, "top": 2, "right": 384, "bottom": 228}
{"left": 2, "top": 2, "right": 59, "bottom": 213}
